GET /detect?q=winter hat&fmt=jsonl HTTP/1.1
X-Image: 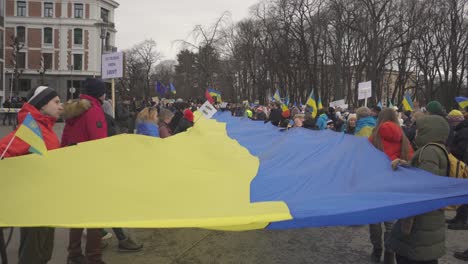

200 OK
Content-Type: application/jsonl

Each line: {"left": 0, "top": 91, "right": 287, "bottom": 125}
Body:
{"left": 282, "top": 109, "right": 291, "bottom": 118}
{"left": 356, "top": 107, "right": 371, "bottom": 119}
{"left": 183, "top": 109, "right": 194, "bottom": 122}
{"left": 426, "top": 101, "right": 444, "bottom": 116}
{"left": 27, "top": 86, "right": 58, "bottom": 110}
{"left": 448, "top": 109, "right": 464, "bottom": 125}
{"left": 83, "top": 78, "right": 106, "bottom": 99}
{"left": 326, "top": 119, "right": 334, "bottom": 126}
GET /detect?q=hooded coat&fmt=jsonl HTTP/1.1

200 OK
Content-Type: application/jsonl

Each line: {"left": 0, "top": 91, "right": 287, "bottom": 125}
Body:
{"left": 370, "top": 121, "right": 414, "bottom": 161}
{"left": 0, "top": 103, "right": 60, "bottom": 157}
{"left": 61, "top": 94, "right": 107, "bottom": 146}
{"left": 388, "top": 115, "right": 449, "bottom": 261}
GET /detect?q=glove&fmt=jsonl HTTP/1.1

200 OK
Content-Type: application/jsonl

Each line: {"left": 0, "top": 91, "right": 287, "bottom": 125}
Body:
{"left": 391, "top": 159, "right": 409, "bottom": 170}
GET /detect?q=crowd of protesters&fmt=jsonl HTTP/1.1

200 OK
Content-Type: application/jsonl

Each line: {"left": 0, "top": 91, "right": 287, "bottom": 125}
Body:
{"left": 2, "top": 81, "right": 468, "bottom": 264}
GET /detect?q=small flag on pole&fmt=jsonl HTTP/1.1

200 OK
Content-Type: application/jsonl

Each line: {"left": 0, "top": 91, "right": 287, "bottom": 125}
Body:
{"left": 15, "top": 113, "right": 48, "bottom": 156}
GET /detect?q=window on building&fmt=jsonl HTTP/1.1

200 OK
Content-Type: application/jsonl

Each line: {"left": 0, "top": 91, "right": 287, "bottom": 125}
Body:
{"left": 17, "top": 52, "right": 26, "bottom": 69}
{"left": 0, "top": 0, "right": 5, "bottom": 17}
{"left": 42, "top": 53, "right": 52, "bottom": 70}
{"left": 0, "top": 32, "right": 4, "bottom": 60}
{"left": 74, "top": 3, "right": 83, "bottom": 18}
{"left": 44, "top": 27, "right": 53, "bottom": 45}
{"left": 74, "top": 28, "right": 82, "bottom": 45}
{"left": 73, "top": 54, "right": 83, "bottom": 71}
{"left": 17, "top": 1, "right": 26, "bottom": 16}
{"left": 44, "top": 2, "right": 53, "bottom": 17}
{"left": 16, "top": 26, "right": 25, "bottom": 43}
{"left": 19, "top": 79, "right": 31, "bottom": 91}
{"left": 101, "top": 8, "right": 109, "bottom": 22}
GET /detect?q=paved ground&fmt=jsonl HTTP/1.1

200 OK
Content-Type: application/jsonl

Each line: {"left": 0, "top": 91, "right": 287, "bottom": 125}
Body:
{"left": 2, "top": 123, "right": 468, "bottom": 264}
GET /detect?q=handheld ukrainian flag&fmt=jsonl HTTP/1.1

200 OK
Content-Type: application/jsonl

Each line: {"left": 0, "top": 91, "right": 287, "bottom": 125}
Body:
{"left": 317, "top": 96, "right": 323, "bottom": 110}
{"left": 273, "top": 89, "right": 281, "bottom": 102}
{"left": 306, "top": 90, "right": 318, "bottom": 118}
{"left": 208, "top": 88, "right": 222, "bottom": 103}
{"left": 455, "top": 97, "right": 468, "bottom": 109}
{"left": 15, "top": 113, "right": 47, "bottom": 155}
{"left": 284, "top": 95, "right": 290, "bottom": 106}
{"left": 402, "top": 93, "right": 414, "bottom": 111}
{"left": 169, "top": 83, "right": 177, "bottom": 94}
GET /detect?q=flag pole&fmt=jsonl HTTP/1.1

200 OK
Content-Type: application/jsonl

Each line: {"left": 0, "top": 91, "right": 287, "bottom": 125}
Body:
{"left": 0, "top": 135, "right": 16, "bottom": 160}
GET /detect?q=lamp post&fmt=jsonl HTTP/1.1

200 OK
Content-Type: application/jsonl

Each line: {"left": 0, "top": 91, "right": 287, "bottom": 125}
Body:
{"left": 94, "top": 20, "right": 109, "bottom": 77}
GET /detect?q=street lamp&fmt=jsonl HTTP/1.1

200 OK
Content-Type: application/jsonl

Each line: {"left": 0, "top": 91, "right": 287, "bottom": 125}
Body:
{"left": 94, "top": 20, "right": 109, "bottom": 77}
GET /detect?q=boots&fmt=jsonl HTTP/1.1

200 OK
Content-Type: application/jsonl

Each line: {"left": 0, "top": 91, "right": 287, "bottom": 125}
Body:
{"left": 371, "top": 247, "right": 382, "bottom": 263}
{"left": 383, "top": 251, "right": 395, "bottom": 264}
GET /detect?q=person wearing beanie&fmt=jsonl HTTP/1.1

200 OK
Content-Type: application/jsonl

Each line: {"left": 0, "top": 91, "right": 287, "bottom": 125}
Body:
{"left": 61, "top": 78, "right": 108, "bottom": 264}
{"left": 0, "top": 86, "right": 63, "bottom": 264}
{"left": 448, "top": 109, "right": 464, "bottom": 127}
{"left": 426, "top": 101, "right": 446, "bottom": 117}
{"left": 388, "top": 115, "right": 449, "bottom": 264}
{"left": 355, "top": 107, "right": 376, "bottom": 137}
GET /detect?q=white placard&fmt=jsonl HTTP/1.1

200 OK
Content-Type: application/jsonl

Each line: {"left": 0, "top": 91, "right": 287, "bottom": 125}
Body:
{"left": 220, "top": 102, "right": 228, "bottom": 108}
{"left": 358, "top": 81, "right": 372, "bottom": 100}
{"left": 102, "top": 52, "right": 124, "bottom": 79}
{"left": 199, "top": 101, "right": 217, "bottom": 119}
{"left": 330, "top": 99, "right": 345, "bottom": 108}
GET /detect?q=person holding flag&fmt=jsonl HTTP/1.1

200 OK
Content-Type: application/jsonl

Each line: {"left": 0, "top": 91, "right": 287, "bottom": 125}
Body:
{"left": 0, "top": 86, "right": 63, "bottom": 264}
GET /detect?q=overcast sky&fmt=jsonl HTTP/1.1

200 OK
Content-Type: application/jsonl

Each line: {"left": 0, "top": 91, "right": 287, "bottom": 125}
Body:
{"left": 115, "top": 0, "right": 259, "bottom": 61}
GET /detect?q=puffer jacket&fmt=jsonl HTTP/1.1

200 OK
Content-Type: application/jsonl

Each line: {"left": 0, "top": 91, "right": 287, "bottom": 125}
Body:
{"left": 369, "top": 121, "right": 414, "bottom": 161}
{"left": 0, "top": 103, "right": 60, "bottom": 157}
{"left": 61, "top": 94, "right": 107, "bottom": 146}
{"left": 388, "top": 115, "right": 449, "bottom": 261}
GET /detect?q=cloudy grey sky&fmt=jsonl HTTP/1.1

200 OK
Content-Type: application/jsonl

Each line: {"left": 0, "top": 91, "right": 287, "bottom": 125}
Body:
{"left": 115, "top": 0, "right": 259, "bottom": 60}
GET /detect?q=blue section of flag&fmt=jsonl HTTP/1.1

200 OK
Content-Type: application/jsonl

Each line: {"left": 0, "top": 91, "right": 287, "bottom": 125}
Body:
{"left": 377, "top": 101, "right": 383, "bottom": 108}
{"left": 23, "top": 113, "right": 43, "bottom": 138}
{"left": 214, "top": 112, "right": 468, "bottom": 229}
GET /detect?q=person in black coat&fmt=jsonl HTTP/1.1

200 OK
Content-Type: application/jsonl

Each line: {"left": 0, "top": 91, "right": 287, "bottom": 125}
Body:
{"left": 266, "top": 103, "right": 283, "bottom": 126}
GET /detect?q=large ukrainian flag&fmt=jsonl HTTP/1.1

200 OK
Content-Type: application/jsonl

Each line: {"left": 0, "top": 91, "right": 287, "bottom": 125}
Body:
{"left": 15, "top": 113, "right": 48, "bottom": 155}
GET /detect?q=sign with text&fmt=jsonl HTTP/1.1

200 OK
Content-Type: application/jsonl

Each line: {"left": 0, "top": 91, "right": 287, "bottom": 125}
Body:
{"left": 358, "top": 81, "right": 372, "bottom": 100}
{"left": 199, "top": 101, "right": 218, "bottom": 119}
{"left": 102, "top": 52, "right": 123, "bottom": 79}
{"left": 330, "top": 99, "right": 345, "bottom": 108}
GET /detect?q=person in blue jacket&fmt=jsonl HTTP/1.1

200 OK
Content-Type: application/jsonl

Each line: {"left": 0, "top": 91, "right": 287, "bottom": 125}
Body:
{"left": 136, "top": 107, "right": 159, "bottom": 137}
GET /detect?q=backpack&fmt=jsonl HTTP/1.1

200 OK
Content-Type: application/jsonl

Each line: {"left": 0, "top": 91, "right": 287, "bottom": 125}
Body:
{"left": 419, "top": 143, "right": 468, "bottom": 179}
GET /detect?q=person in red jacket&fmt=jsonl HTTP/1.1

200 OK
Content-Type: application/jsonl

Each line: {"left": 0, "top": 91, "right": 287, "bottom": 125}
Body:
{"left": 368, "top": 108, "right": 414, "bottom": 264}
{"left": 0, "top": 86, "right": 63, "bottom": 264}
{"left": 61, "top": 78, "right": 107, "bottom": 264}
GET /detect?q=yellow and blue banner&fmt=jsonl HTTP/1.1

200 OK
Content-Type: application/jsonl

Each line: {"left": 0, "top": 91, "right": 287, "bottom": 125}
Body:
{"left": 306, "top": 90, "right": 318, "bottom": 118}
{"left": 456, "top": 97, "right": 468, "bottom": 109}
{"left": 3, "top": 113, "right": 468, "bottom": 230}
{"left": 15, "top": 113, "right": 47, "bottom": 156}
{"left": 402, "top": 93, "right": 414, "bottom": 111}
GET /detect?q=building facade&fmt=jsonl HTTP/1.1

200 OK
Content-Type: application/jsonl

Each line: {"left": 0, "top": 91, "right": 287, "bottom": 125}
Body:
{"left": 5, "top": 0, "right": 118, "bottom": 101}
{"left": 0, "top": 0, "right": 5, "bottom": 103}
